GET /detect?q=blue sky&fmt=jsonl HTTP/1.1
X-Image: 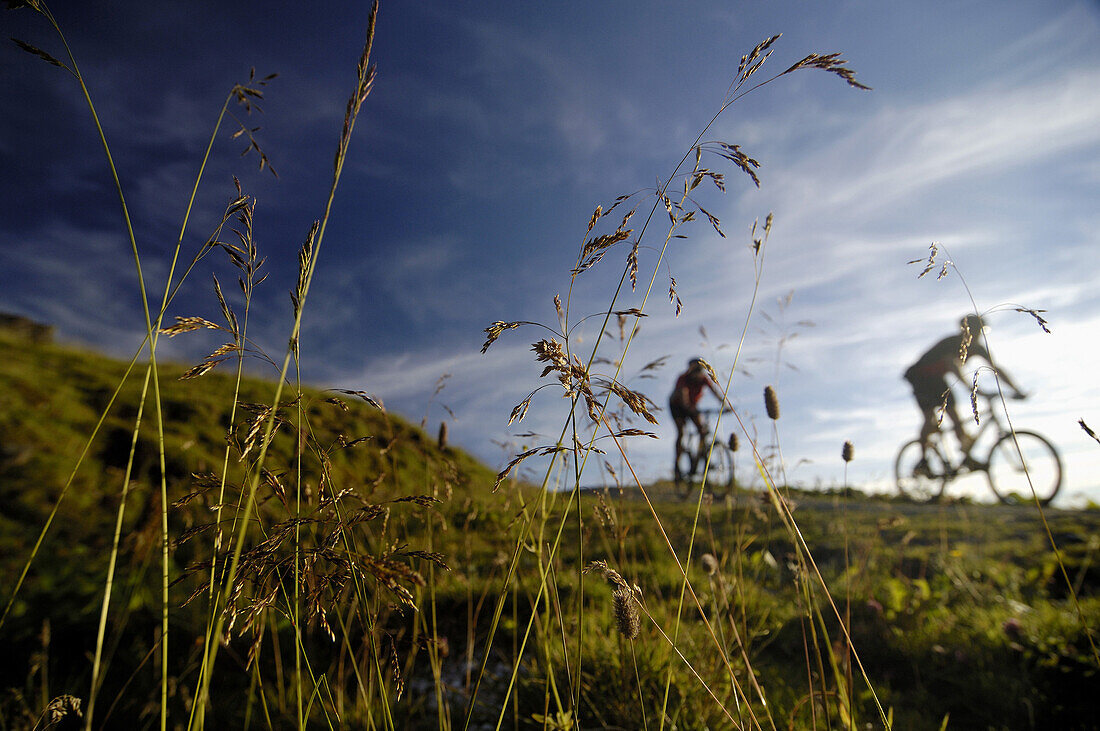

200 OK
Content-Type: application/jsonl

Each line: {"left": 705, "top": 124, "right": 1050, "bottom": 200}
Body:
{"left": 3, "top": 0, "right": 1099, "bottom": 503}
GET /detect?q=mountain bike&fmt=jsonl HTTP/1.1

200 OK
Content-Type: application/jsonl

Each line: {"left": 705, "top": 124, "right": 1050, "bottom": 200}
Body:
{"left": 894, "top": 391, "right": 1062, "bottom": 505}
{"left": 676, "top": 409, "right": 738, "bottom": 499}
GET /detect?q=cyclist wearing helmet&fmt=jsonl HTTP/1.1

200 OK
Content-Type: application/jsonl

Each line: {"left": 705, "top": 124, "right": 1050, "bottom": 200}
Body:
{"left": 670, "top": 357, "right": 725, "bottom": 483}
{"left": 904, "top": 314, "right": 1025, "bottom": 470}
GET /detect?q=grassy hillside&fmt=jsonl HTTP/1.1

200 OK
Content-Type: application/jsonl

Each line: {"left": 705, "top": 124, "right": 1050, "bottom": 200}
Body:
{"left": 0, "top": 326, "right": 493, "bottom": 562}
{"left": 0, "top": 325, "right": 500, "bottom": 727}
{"left": 1, "top": 325, "right": 1098, "bottom": 729}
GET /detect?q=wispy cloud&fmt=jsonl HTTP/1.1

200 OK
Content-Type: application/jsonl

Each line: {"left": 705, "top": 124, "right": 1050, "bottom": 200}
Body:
{"left": 739, "top": 69, "right": 1100, "bottom": 228}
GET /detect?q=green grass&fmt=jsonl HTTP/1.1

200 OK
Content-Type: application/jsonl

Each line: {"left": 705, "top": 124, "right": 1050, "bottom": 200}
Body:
{"left": 1, "top": 326, "right": 1098, "bottom": 729}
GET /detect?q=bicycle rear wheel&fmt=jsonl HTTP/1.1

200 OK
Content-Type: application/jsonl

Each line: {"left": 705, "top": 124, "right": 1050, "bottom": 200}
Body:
{"left": 986, "top": 431, "right": 1062, "bottom": 506}
{"left": 675, "top": 432, "right": 701, "bottom": 499}
{"left": 895, "top": 439, "right": 947, "bottom": 502}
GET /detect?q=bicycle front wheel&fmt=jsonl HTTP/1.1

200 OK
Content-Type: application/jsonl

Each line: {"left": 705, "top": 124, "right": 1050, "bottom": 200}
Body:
{"left": 676, "top": 432, "right": 701, "bottom": 499}
{"left": 986, "top": 431, "right": 1062, "bottom": 506}
{"left": 895, "top": 439, "right": 947, "bottom": 502}
{"left": 698, "top": 443, "right": 735, "bottom": 499}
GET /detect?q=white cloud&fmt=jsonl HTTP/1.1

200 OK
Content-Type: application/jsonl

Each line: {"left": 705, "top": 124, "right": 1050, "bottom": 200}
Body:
{"left": 751, "top": 69, "right": 1100, "bottom": 229}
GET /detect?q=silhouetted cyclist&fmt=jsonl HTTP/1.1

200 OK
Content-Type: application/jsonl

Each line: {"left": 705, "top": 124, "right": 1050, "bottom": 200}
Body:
{"left": 904, "top": 314, "right": 1025, "bottom": 472}
{"left": 670, "top": 357, "right": 725, "bottom": 483}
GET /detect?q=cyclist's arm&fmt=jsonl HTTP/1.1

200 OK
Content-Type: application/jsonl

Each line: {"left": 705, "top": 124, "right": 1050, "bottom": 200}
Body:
{"left": 707, "top": 383, "right": 738, "bottom": 418}
{"left": 968, "top": 342, "right": 1025, "bottom": 396}
{"left": 994, "top": 367, "right": 1024, "bottom": 397}
{"left": 706, "top": 379, "right": 724, "bottom": 404}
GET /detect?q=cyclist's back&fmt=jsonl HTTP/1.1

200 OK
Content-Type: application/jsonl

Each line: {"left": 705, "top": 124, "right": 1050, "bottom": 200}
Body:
{"left": 903, "top": 314, "right": 1022, "bottom": 460}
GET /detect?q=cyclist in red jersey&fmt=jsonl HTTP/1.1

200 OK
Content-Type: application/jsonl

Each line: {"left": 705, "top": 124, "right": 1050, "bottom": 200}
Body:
{"left": 669, "top": 357, "right": 725, "bottom": 482}
{"left": 904, "top": 314, "right": 1025, "bottom": 470}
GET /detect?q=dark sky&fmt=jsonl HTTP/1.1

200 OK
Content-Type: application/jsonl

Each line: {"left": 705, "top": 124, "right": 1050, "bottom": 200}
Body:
{"left": 3, "top": 0, "right": 1099, "bottom": 501}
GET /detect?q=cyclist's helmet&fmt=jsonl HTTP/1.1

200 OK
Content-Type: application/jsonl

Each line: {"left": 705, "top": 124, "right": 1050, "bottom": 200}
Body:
{"left": 961, "top": 313, "right": 984, "bottom": 334}
{"left": 688, "top": 357, "right": 705, "bottom": 371}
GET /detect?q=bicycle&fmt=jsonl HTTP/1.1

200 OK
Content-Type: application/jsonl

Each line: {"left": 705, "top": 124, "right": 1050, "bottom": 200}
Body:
{"left": 894, "top": 390, "right": 1062, "bottom": 505}
{"left": 675, "top": 409, "right": 738, "bottom": 499}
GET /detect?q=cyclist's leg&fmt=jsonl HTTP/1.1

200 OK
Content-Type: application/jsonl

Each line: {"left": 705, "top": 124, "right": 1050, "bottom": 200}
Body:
{"left": 915, "top": 391, "right": 941, "bottom": 470}
{"left": 941, "top": 391, "right": 974, "bottom": 452}
{"left": 690, "top": 409, "right": 709, "bottom": 438}
{"left": 672, "top": 415, "right": 688, "bottom": 482}
{"left": 918, "top": 407, "right": 937, "bottom": 455}
{"left": 688, "top": 409, "right": 708, "bottom": 476}
{"left": 912, "top": 378, "right": 947, "bottom": 466}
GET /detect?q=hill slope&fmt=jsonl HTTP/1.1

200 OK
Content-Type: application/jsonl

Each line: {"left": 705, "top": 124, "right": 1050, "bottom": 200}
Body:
{"left": 0, "top": 325, "right": 499, "bottom": 716}
{"left": 0, "top": 324, "right": 495, "bottom": 556}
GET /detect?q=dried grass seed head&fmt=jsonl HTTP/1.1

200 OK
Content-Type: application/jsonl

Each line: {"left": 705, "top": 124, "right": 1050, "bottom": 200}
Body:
{"left": 594, "top": 492, "right": 616, "bottom": 530}
{"left": 1014, "top": 307, "right": 1051, "bottom": 333}
{"left": 959, "top": 313, "right": 984, "bottom": 363}
{"left": 1080, "top": 419, "right": 1100, "bottom": 446}
{"left": 842, "top": 440, "right": 854, "bottom": 463}
{"left": 39, "top": 694, "right": 83, "bottom": 729}
{"left": 481, "top": 320, "right": 523, "bottom": 353}
{"left": 764, "top": 385, "right": 780, "bottom": 420}
{"left": 783, "top": 51, "right": 871, "bottom": 90}
{"left": 584, "top": 559, "right": 629, "bottom": 591}
{"left": 613, "top": 586, "right": 641, "bottom": 640}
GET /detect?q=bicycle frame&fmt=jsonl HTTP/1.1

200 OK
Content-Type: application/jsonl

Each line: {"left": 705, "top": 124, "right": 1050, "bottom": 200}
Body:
{"left": 676, "top": 408, "right": 736, "bottom": 495}
{"left": 898, "top": 389, "right": 1062, "bottom": 505}
{"left": 929, "top": 391, "right": 1008, "bottom": 477}
{"left": 691, "top": 408, "right": 732, "bottom": 458}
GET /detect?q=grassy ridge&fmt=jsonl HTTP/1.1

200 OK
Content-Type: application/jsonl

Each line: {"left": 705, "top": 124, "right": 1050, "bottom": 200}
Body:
{"left": 0, "top": 324, "right": 496, "bottom": 726}
{"left": 1, "top": 326, "right": 1097, "bottom": 728}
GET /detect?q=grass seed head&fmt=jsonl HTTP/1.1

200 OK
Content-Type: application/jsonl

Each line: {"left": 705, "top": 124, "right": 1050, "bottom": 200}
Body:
{"left": 764, "top": 385, "right": 780, "bottom": 420}
{"left": 842, "top": 440, "right": 854, "bottom": 463}
{"left": 594, "top": 493, "right": 616, "bottom": 531}
{"left": 39, "top": 695, "right": 83, "bottom": 729}
{"left": 1080, "top": 419, "right": 1100, "bottom": 446}
{"left": 613, "top": 586, "right": 640, "bottom": 640}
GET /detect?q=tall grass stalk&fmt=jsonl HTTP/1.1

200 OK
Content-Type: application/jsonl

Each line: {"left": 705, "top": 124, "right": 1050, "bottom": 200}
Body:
{"left": 189, "top": 4, "right": 379, "bottom": 726}
{"left": 188, "top": 196, "right": 263, "bottom": 728}
{"left": 86, "top": 83, "right": 250, "bottom": 731}
{"left": 661, "top": 220, "right": 773, "bottom": 731}
{"left": 5, "top": 4, "right": 180, "bottom": 727}
{"left": 294, "top": 312, "right": 305, "bottom": 729}
{"left": 87, "top": 365, "right": 151, "bottom": 728}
